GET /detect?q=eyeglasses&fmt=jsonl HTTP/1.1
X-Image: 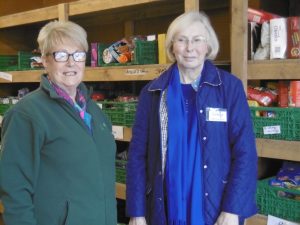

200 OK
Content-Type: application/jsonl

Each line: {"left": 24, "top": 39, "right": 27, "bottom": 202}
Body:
{"left": 48, "top": 51, "right": 87, "bottom": 62}
{"left": 173, "top": 36, "right": 207, "bottom": 47}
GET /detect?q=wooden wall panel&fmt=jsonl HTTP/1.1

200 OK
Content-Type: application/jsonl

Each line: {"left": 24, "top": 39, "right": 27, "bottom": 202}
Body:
{"left": 0, "top": 0, "right": 77, "bottom": 16}
{"left": 206, "top": 8, "right": 230, "bottom": 61}
{"left": 0, "top": 0, "right": 43, "bottom": 16}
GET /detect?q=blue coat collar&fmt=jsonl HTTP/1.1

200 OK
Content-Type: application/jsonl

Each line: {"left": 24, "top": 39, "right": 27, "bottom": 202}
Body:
{"left": 148, "top": 60, "right": 222, "bottom": 92}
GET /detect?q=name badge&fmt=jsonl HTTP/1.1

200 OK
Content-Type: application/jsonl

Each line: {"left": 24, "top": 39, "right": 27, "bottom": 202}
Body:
{"left": 206, "top": 107, "right": 227, "bottom": 122}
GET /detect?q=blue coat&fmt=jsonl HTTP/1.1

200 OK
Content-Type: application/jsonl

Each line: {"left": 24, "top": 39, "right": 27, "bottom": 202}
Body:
{"left": 126, "top": 61, "right": 257, "bottom": 225}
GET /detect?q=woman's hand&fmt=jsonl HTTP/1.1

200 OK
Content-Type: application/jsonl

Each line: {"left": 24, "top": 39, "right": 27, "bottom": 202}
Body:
{"left": 214, "top": 212, "right": 239, "bottom": 225}
{"left": 129, "top": 217, "right": 148, "bottom": 225}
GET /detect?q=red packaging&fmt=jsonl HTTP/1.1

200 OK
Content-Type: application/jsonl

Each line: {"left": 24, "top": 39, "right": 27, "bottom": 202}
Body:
{"left": 247, "top": 86, "right": 278, "bottom": 106}
{"left": 289, "top": 81, "right": 300, "bottom": 107}
{"left": 90, "top": 43, "right": 98, "bottom": 67}
{"left": 248, "top": 8, "right": 281, "bottom": 24}
{"left": 287, "top": 17, "right": 300, "bottom": 59}
{"left": 278, "top": 81, "right": 289, "bottom": 107}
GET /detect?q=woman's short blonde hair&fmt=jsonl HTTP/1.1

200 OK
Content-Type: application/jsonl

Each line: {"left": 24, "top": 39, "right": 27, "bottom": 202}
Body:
{"left": 37, "top": 20, "right": 88, "bottom": 56}
{"left": 166, "top": 11, "right": 219, "bottom": 62}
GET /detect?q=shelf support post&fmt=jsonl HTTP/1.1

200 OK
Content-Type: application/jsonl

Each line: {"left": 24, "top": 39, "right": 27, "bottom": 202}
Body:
{"left": 58, "top": 3, "right": 69, "bottom": 22}
{"left": 230, "top": 0, "right": 248, "bottom": 90}
{"left": 124, "top": 20, "right": 134, "bottom": 38}
{"left": 185, "top": 0, "right": 199, "bottom": 12}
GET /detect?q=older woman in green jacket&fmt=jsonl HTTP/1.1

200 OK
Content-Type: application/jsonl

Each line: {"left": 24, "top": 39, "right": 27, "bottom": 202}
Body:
{"left": 0, "top": 20, "right": 117, "bottom": 225}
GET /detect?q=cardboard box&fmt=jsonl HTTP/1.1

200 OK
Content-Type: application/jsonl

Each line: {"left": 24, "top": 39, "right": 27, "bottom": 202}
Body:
{"left": 287, "top": 17, "right": 300, "bottom": 59}
{"left": 289, "top": 80, "right": 300, "bottom": 107}
{"left": 270, "top": 18, "right": 287, "bottom": 59}
{"left": 278, "top": 81, "right": 289, "bottom": 107}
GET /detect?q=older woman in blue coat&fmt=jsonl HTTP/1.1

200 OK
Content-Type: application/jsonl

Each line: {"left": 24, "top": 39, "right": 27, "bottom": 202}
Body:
{"left": 126, "top": 11, "right": 257, "bottom": 225}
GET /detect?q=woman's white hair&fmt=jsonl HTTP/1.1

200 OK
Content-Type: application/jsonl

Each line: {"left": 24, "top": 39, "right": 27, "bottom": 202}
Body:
{"left": 37, "top": 20, "right": 88, "bottom": 56}
{"left": 165, "top": 11, "right": 219, "bottom": 62}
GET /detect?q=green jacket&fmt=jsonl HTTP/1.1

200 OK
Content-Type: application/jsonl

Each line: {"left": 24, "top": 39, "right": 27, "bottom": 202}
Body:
{"left": 0, "top": 74, "right": 117, "bottom": 225}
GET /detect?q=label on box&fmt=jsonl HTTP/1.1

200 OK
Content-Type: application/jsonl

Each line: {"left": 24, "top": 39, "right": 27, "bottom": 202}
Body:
{"left": 0, "top": 72, "right": 12, "bottom": 82}
{"left": 263, "top": 125, "right": 281, "bottom": 135}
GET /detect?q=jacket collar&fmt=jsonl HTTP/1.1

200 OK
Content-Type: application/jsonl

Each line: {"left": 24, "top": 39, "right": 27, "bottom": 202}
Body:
{"left": 40, "top": 74, "right": 90, "bottom": 100}
{"left": 148, "top": 60, "right": 222, "bottom": 92}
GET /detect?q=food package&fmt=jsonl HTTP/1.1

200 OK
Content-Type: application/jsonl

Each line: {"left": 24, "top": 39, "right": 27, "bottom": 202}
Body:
{"left": 287, "top": 17, "right": 300, "bottom": 59}
{"left": 278, "top": 81, "right": 289, "bottom": 107}
{"left": 289, "top": 80, "right": 300, "bottom": 107}
{"left": 90, "top": 43, "right": 98, "bottom": 67}
{"left": 247, "top": 86, "right": 278, "bottom": 106}
{"left": 248, "top": 8, "right": 280, "bottom": 24}
{"left": 253, "top": 21, "right": 270, "bottom": 60}
{"left": 270, "top": 18, "right": 288, "bottom": 59}
{"left": 102, "top": 39, "right": 132, "bottom": 64}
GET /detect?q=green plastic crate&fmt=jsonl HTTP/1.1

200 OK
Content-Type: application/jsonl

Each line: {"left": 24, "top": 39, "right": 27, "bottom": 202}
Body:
{"left": 116, "top": 159, "right": 127, "bottom": 184}
{"left": 98, "top": 40, "right": 157, "bottom": 66}
{"left": 0, "top": 55, "right": 18, "bottom": 71}
{"left": 0, "top": 104, "right": 12, "bottom": 116}
{"left": 256, "top": 177, "right": 300, "bottom": 222}
{"left": 18, "top": 51, "right": 41, "bottom": 70}
{"left": 250, "top": 107, "right": 300, "bottom": 141}
{"left": 99, "top": 101, "right": 137, "bottom": 127}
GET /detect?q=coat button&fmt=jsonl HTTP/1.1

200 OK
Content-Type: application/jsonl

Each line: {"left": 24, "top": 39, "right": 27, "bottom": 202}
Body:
{"left": 204, "top": 165, "right": 208, "bottom": 169}
{"left": 158, "top": 197, "right": 162, "bottom": 201}
{"left": 205, "top": 192, "right": 209, "bottom": 197}
{"left": 158, "top": 171, "right": 162, "bottom": 175}
{"left": 203, "top": 136, "right": 207, "bottom": 141}
{"left": 200, "top": 109, "right": 203, "bottom": 113}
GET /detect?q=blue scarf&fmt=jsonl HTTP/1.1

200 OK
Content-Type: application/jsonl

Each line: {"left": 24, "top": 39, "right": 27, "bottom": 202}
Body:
{"left": 166, "top": 65, "right": 204, "bottom": 225}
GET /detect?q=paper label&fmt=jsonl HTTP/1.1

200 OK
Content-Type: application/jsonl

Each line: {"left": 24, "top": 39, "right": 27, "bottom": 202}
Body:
{"left": 112, "top": 125, "right": 124, "bottom": 140}
{"left": 0, "top": 72, "right": 12, "bottom": 82}
{"left": 263, "top": 125, "right": 281, "bottom": 135}
{"left": 206, "top": 107, "right": 227, "bottom": 122}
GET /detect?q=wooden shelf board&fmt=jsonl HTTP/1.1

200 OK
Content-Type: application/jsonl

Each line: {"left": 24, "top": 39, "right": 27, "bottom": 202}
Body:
{"left": 116, "top": 182, "right": 126, "bottom": 200}
{"left": 0, "top": 6, "right": 58, "bottom": 29}
{"left": 248, "top": 59, "right": 300, "bottom": 80}
{"left": 69, "top": 0, "right": 165, "bottom": 16}
{"left": 1, "top": 61, "right": 228, "bottom": 84}
{"left": 84, "top": 64, "right": 169, "bottom": 82}
{"left": 0, "top": 64, "right": 170, "bottom": 83}
{"left": 256, "top": 138, "right": 300, "bottom": 161}
{"left": 244, "top": 214, "right": 267, "bottom": 225}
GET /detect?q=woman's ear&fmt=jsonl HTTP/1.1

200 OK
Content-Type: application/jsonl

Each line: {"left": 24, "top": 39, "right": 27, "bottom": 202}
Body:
{"left": 41, "top": 55, "right": 48, "bottom": 68}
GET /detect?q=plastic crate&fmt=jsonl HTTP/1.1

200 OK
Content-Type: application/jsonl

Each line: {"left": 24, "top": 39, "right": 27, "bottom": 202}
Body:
{"left": 18, "top": 51, "right": 41, "bottom": 70}
{"left": 116, "top": 159, "right": 127, "bottom": 184}
{"left": 250, "top": 107, "right": 300, "bottom": 141}
{"left": 256, "top": 177, "right": 300, "bottom": 222}
{"left": 99, "top": 101, "right": 137, "bottom": 127}
{"left": 0, "top": 55, "right": 18, "bottom": 71}
{"left": 0, "top": 104, "right": 11, "bottom": 116}
{"left": 98, "top": 40, "right": 158, "bottom": 66}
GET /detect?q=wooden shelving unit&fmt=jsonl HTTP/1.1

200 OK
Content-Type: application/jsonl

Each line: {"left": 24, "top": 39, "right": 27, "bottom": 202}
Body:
{"left": 232, "top": 1, "right": 300, "bottom": 225}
